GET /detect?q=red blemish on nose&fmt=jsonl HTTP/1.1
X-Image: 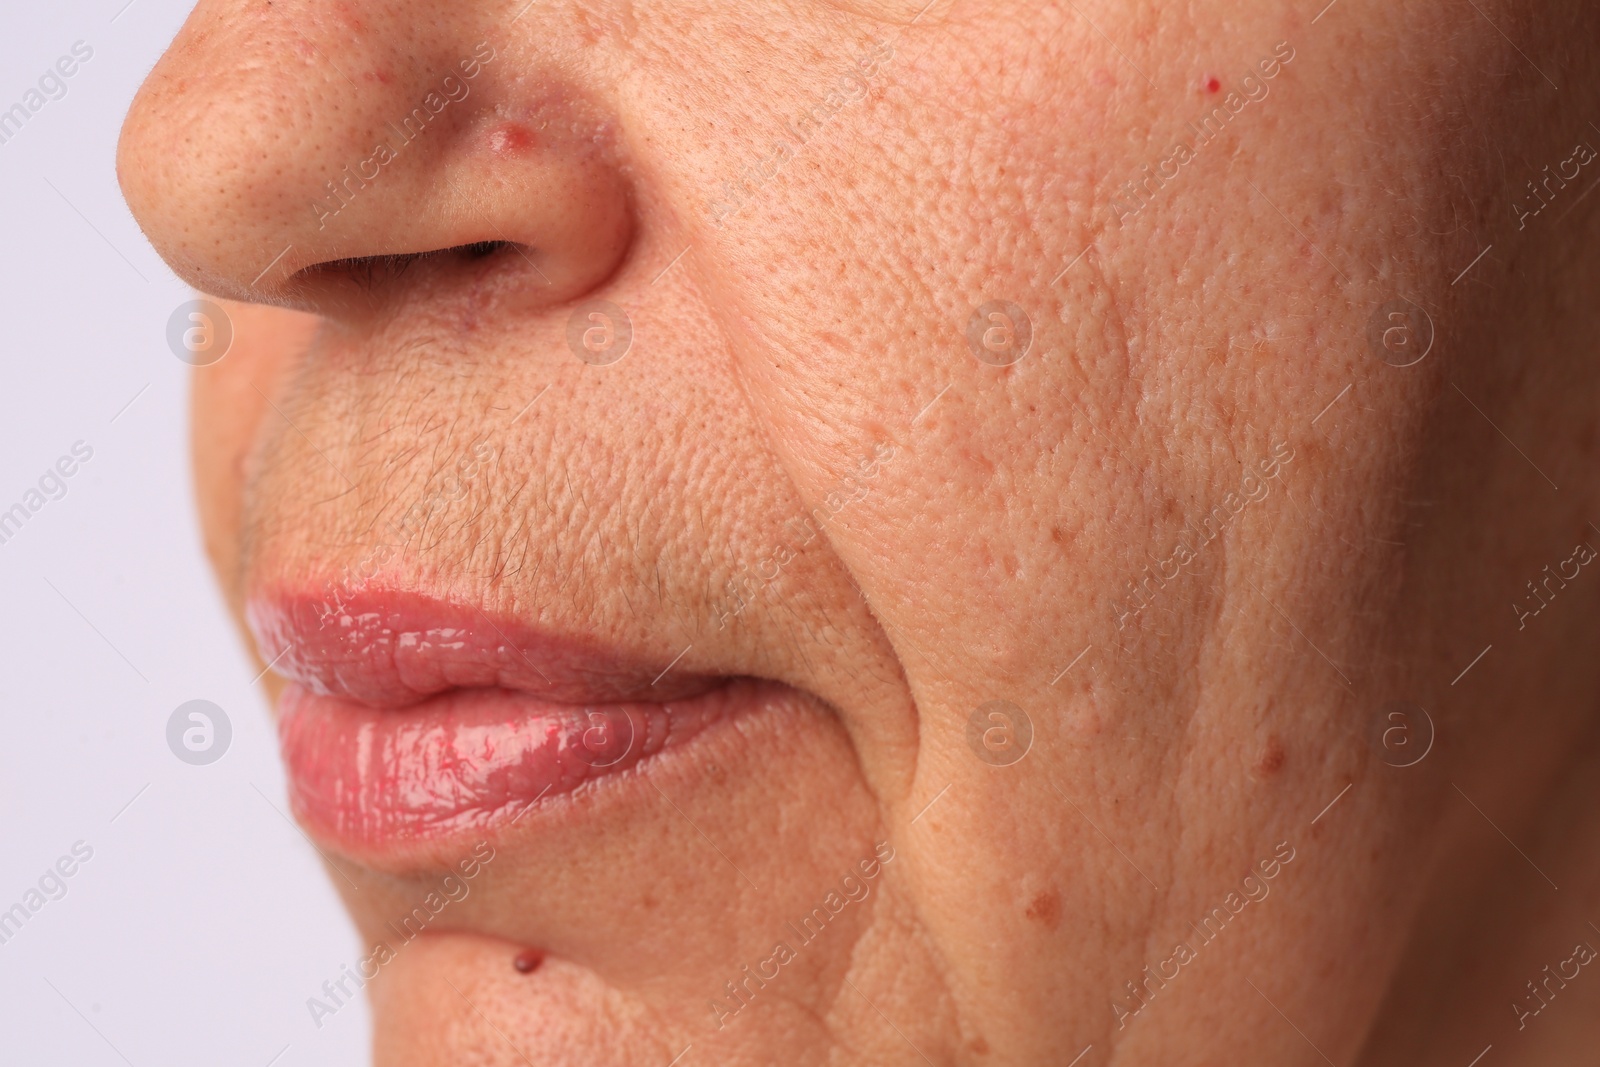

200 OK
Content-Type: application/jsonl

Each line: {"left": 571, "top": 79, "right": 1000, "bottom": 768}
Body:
{"left": 487, "top": 123, "right": 537, "bottom": 157}
{"left": 513, "top": 949, "right": 544, "bottom": 974}
{"left": 1205, "top": 76, "right": 1221, "bottom": 93}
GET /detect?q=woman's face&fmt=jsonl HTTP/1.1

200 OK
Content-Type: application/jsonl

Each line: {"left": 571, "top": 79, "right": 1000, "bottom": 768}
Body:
{"left": 118, "top": 0, "right": 1600, "bottom": 1063}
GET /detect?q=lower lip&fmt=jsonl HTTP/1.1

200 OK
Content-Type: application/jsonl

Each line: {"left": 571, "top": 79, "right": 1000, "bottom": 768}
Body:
{"left": 277, "top": 680, "right": 747, "bottom": 852}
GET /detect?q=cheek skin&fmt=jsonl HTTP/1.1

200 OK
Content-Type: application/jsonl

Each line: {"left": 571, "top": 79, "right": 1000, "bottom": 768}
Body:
{"left": 136, "top": 0, "right": 1600, "bottom": 1063}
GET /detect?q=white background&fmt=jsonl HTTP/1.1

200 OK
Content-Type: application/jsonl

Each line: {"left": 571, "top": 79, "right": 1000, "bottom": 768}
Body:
{"left": 0, "top": 2, "right": 369, "bottom": 1064}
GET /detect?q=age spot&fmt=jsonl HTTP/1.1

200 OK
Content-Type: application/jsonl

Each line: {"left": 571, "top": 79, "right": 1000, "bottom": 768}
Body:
{"left": 1257, "top": 735, "right": 1286, "bottom": 776}
{"left": 1024, "top": 888, "right": 1062, "bottom": 930}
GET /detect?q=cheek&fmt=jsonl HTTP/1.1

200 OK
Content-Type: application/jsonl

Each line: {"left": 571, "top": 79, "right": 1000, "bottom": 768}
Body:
{"left": 190, "top": 301, "right": 320, "bottom": 605}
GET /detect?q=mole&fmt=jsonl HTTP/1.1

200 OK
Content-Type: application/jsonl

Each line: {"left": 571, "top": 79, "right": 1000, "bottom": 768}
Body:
{"left": 1024, "top": 888, "right": 1063, "bottom": 931}
{"left": 513, "top": 949, "right": 545, "bottom": 974}
{"left": 1257, "top": 735, "right": 1286, "bottom": 776}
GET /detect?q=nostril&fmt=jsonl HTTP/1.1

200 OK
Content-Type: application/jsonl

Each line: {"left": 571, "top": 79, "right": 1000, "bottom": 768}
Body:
{"left": 119, "top": 13, "right": 636, "bottom": 317}
{"left": 294, "top": 240, "right": 522, "bottom": 292}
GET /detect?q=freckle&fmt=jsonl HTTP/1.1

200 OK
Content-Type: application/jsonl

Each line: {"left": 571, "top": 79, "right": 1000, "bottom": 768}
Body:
{"left": 487, "top": 122, "right": 537, "bottom": 157}
{"left": 1024, "top": 888, "right": 1062, "bottom": 930}
{"left": 513, "top": 949, "right": 544, "bottom": 974}
{"left": 1258, "top": 735, "right": 1286, "bottom": 776}
{"left": 1205, "top": 76, "right": 1221, "bottom": 93}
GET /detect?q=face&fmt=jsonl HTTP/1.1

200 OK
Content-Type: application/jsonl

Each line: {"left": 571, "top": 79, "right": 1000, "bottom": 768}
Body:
{"left": 119, "top": 1, "right": 1600, "bottom": 1064}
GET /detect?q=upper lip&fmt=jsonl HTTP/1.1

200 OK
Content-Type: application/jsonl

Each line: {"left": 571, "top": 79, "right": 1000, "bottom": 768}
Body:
{"left": 245, "top": 588, "right": 717, "bottom": 708}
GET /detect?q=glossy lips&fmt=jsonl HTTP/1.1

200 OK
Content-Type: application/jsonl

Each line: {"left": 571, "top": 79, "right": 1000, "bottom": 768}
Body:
{"left": 249, "top": 593, "right": 734, "bottom": 851}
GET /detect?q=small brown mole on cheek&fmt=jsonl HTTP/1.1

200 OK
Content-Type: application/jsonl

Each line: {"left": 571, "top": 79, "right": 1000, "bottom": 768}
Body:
{"left": 1024, "top": 888, "right": 1062, "bottom": 931}
{"left": 512, "top": 949, "right": 544, "bottom": 974}
{"left": 1257, "top": 735, "right": 1286, "bottom": 776}
{"left": 486, "top": 122, "right": 538, "bottom": 158}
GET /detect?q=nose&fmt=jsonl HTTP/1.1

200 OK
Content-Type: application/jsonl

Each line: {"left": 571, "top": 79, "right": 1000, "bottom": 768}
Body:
{"left": 117, "top": 2, "right": 634, "bottom": 318}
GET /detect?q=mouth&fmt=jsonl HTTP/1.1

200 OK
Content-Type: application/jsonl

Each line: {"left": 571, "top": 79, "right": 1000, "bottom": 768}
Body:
{"left": 247, "top": 590, "right": 753, "bottom": 859}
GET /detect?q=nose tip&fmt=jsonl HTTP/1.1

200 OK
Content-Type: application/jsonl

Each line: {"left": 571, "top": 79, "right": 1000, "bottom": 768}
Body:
{"left": 118, "top": 15, "right": 634, "bottom": 317}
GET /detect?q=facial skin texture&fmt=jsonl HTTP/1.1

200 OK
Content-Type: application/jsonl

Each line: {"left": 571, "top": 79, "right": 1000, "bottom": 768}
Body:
{"left": 118, "top": 1, "right": 1600, "bottom": 1064}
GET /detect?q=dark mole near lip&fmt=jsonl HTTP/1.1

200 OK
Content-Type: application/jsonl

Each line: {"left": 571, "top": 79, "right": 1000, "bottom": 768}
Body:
{"left": 513, "top": 949, "right": 545, "bottom": 974}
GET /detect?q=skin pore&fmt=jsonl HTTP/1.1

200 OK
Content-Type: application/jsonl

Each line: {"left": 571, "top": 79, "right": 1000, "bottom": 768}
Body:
{"left": 118, "top": 1, "right": 1600, "bottom": 1064}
